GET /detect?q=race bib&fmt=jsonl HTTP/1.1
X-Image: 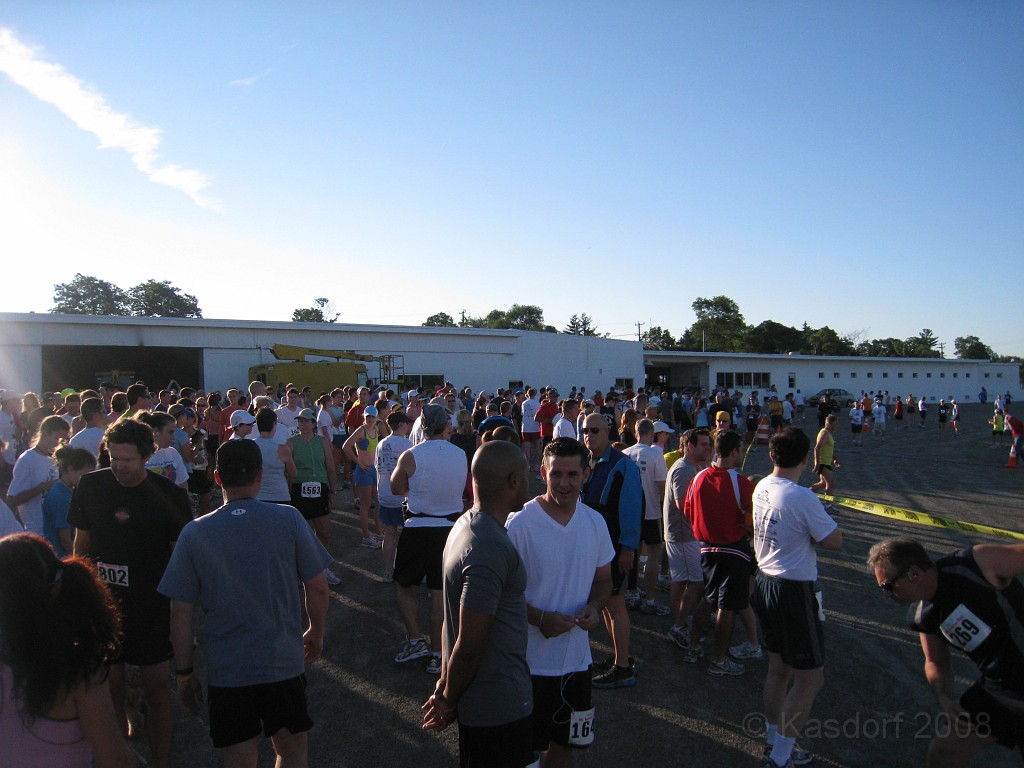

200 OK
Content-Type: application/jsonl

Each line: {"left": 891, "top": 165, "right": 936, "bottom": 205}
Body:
{"left": 568, "top": 707, "right": 595, "bottom": 746}
{"left": 939, "top": 605, "right": 991, "bottom": 652}
{"left": 300, "top": 481, "right": 322, "bottom": 498}
{"left": 97, "top": 561, "right": 129, "bottom": 587}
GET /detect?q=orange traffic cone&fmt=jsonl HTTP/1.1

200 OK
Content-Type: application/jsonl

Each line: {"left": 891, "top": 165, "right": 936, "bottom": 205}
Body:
{"left": 1008, "top": 442, "right": 1018, "bottom": 468}
{"left": 757, "top": 417, "right": 771, "bottom": 445}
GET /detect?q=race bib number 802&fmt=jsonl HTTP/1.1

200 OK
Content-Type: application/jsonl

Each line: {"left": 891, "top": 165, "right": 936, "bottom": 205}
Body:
{"left": 97, "top": 561, "right": 129, "bottom": 587}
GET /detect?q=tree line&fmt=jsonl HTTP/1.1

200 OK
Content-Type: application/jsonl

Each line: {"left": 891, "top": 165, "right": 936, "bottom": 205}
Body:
{"left": 640, "top": 295, "right": 1011, "bottom": 365}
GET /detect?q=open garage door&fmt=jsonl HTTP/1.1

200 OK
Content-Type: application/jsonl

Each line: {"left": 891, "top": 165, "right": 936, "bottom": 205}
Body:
{"left": 41, "top": 345, "right": 202, "bottom": 392}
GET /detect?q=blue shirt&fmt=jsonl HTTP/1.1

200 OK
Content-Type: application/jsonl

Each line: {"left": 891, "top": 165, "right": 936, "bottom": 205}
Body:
{"left": 41, "top": 481, "right": 73, "bottom": 558}
{"left": 582, "top": 445, "right": 643, "bottom": 551}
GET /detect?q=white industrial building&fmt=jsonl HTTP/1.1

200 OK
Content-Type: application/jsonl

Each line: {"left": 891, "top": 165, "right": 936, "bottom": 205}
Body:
{"left": 644, "top": 350, "right": 1020, "bottom": 403}
{"left": 0, "top": 313, "right": 644, "bottom": 396}
{"left": 0, "top": 312, "right": 1018, "bottom": 404}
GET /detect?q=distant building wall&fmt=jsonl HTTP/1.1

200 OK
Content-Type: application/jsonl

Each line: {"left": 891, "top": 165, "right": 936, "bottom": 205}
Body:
{"left": 0, "top": 313, "right": 644, "bottom": 395}
{"left": 644, "top": 351, "right": 1020, "bottom": 404}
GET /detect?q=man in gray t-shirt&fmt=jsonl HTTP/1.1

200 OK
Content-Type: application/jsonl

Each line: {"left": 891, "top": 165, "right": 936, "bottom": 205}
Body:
{"left": 159, "top": 440, "right": 331, "bottom": 764}
{"left": 662, "top": 428, "right": 712, "bottom": 652}
{"left": 422, "top": 441, "right": 534, "bottom": 768}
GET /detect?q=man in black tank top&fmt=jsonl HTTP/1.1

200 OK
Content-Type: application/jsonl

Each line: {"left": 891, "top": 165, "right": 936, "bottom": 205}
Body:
{"left": 868, "top": 538, "right": 1024, "bottom": 767}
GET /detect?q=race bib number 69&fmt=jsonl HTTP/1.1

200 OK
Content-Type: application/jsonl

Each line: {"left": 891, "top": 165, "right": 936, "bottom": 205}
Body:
{"left": 97, "top": 561, "right": 129, "bottom": 587}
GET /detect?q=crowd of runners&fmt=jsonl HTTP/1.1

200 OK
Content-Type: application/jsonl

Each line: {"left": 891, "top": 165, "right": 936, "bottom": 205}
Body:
{"left": 0, "top": 376, "right": 1021, "bottom": 768}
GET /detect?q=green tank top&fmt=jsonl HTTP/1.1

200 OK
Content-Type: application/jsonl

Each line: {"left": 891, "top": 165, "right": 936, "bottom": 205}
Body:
{"left": 817, "top": 428, "right": 834, "bottom": 466}
{"left": 288, "top": 435, "right": 329, "bottom": 484}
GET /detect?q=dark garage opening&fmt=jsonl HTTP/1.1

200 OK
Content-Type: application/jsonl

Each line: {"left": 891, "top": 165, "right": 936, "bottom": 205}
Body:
{"left": 41, "top": 345, "right": 203, "bottom": 392}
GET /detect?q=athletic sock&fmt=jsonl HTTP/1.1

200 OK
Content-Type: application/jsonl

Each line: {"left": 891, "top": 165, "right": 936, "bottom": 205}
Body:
{"left": 772, "top": 734, "right": 795, "bottom": 766}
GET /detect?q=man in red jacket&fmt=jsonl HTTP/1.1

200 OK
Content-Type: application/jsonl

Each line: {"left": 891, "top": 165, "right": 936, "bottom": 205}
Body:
{"left": 684, "top": 429, "right": 760, "bottom": 677}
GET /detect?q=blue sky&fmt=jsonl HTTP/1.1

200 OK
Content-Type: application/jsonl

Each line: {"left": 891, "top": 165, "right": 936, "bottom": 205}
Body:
{"left": 1, "top": 2, "right": 1021, "bottom": 356}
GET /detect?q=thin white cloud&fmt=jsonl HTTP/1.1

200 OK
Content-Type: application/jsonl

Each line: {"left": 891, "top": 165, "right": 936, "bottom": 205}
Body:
{"left": 229, "top": 69, "right": 272, "bottom": 87}
{"left": 0, "top": 27, "right": 222, "bottom": 211}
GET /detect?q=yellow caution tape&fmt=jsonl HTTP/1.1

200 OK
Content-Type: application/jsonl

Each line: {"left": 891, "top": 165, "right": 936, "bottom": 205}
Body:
{"left": 822, "top": 494, "right": 1024, "bottom": 542}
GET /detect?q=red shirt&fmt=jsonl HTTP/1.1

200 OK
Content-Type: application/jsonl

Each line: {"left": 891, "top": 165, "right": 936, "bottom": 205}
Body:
{"left": 684, "top": 465, "right": 753, "bottom": 545}
{"left": 535, "top": 400, "right": 559, "bottom": 439}
{"left": 345, "top": 403, "right": 365, "bottom": 432}
{"left": 220, "top": 405, "right": 241, "bottom": 438}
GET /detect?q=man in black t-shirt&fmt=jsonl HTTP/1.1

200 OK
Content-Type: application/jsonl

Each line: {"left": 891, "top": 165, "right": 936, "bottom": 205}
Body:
{"left": 868, "top": 538, "right": 1024, "bottom": 768}
{"left": 70, "top": 418, "right": 191, "bottom": 768}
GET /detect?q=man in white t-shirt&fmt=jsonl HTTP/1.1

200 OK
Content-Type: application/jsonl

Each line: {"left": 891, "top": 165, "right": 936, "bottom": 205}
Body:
{"left": 68, "top": 397, "right": 108, "bottom": 458}
{"left": 752, "top": 427, "right": 842, "bottom": 768}
{"left": 623, "top": 419, "right": 669, "bottom": 616}
{"left": 520, "top": 388, "right": 542, "bottom": 471}
{"left": 552, "top": 398, "right": 581, "bottom": 441}
{"left": 506, "top": 437, "right": 613, "bottom": 766}
{"left": 275, "top": 389, "right": 303, "bottom": 435}
{"left": 848, "top": 403, "right": 863, "bottom": 447}
{"left": 374, "top": 411, "right": 414, "bottom": 582}
{"left": 871, "top": 400, "right": 887, "bottom": 438}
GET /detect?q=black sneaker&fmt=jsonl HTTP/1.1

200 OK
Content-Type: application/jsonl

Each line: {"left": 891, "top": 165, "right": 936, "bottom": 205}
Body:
{"left": 590, "top": 655, "right": 615, "bottom": 676}
{"left": 592, "top": 663, "right": 636, "bottom": 689}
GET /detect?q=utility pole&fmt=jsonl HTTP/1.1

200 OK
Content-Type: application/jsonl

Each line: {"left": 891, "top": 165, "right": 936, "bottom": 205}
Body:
{"left": 459, "top": 309, "right": 467, "bottom": 326}
{"left": 635, "top": 321, "right": 645, "bottom": 342}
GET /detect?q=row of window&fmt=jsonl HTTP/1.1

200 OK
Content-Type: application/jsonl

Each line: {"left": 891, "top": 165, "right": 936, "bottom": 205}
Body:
{"left": 818, "top": 371, "right": 1002, "bottom": 380}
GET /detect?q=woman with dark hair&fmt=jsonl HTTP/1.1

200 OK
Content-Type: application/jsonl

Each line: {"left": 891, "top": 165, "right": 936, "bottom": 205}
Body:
{"left": 0, "top": 533, "right": 135, "bottom": 767}
{"left": 619, "top": 408, "right": 639, "bottom": 447}
{"left": 470, "top": 395, "right": 488, "bottom": 430}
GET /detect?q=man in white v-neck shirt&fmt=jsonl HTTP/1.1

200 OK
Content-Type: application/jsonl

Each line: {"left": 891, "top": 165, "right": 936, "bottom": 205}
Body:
{"left": 506, "top": 437, "right": 613, "bottom": 766}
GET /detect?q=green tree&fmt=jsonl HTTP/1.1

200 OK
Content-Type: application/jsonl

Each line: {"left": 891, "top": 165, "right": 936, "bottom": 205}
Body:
{"left": 563, "top": 313, "right": 600, "bottom": 336}
{"left": 954, "top": 335, "right": 994, "bottom": 360}
{"left": 800, "top": 326, "right": 857, "bottom": 356}
{"left": 642, "top": 325, "right": 677, "bottom": 350}
{"left": 856, "top": 337, "right": 908, "bottom": 357}
{"left": 51, "top": 273, "right": 129, "bottom": 315}
{"left": 904, "top": 328, "right": 941, "bottom": 358}
{"left": 460, "top": 304, "right": 551, "bottom": 332}
{"left": 292, "top": 298, "right": 338, "bottom": 323}
{"left": 127, "top": 280, "right": 202, "bottom": 318}
{"left": 744, "top": 320, "right": 803, "bottom": 354}
{"left": 499, "top": 304, "right": 547, "bottom": 331}
{"left": 678, "top": 295, "right": 747, "bottom": 351}
{"left": 423, "top": 312, "right": 457, "bottom": 327}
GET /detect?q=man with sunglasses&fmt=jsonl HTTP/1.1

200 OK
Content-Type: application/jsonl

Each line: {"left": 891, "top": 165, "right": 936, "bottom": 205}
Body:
{"left": 867, "top": 538, "right": 1024, "bottom": 768}
{"left": 580, "top": 413, "right": 642, "bottom": 689}
{"left": 751, "top": 427, "right": 842, "bottom": 768}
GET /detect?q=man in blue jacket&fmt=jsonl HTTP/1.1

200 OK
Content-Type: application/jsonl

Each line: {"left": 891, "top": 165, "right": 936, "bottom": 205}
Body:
{"left": 581, "top": 412, "right": 643, "bottom": 689}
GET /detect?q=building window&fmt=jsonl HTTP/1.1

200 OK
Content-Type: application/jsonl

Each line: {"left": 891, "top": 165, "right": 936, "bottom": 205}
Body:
{"left": 985, "top": 373, "right": 990, "bottom": 378}
{"left": 867, "top": 372, "right": 873, "bottom": 379}
{"left": 851, "top": 372, "right": 857, "bottom": 379}
{"left": 927, "top": 373, "right": 932, "bottom": 378}
{"left": 833, "top": 372, "right": 840, "bottom": 379}
{"left": 912, "top": 373, "right": 918, "bottom": 378}
{"left": 940, "top": 373, "right": 945, "bottom": 378}
{"left": 788, "top": 374, "right": 796, "bottom": 388}
{"left": 953, "top": 373, "right": 958, "bottom": 378}
{"left": 966, "top": 373, "right": 971, "bottom": 378}
{"left": 508, "top": 380, "right": 524, "bottom": 390}
{"left": 818, "top": 372, "right": 824, "bottom": 379}
{"left": 615, "top": 377, "right": 634, "bottom": 390}
{"left": 897, "top": 372, "right": 904, "bottom": 378}
{"left": 882, "top": 372, "right": 888, "bottom": 378}
{"left": 997, "top": 373, "right": 1003, "bottom": 378}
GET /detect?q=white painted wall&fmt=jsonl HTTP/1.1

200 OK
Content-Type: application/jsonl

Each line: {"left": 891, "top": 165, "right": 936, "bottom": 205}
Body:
{"left": 0, "top": 313, "right": 645, "bottom": 396}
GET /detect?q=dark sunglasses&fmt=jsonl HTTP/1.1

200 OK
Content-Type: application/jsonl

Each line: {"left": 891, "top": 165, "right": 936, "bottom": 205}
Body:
{"left": 582, "top": 427, "right": 605, "bottom": 435}
{"left": 879, "top": 566, "right": 910, "bottom": 593}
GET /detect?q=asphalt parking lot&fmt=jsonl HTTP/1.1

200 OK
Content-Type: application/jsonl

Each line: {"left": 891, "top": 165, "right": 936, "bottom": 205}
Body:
{"left": 161, "top": 402, "right": 1021, "bottom": 767}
